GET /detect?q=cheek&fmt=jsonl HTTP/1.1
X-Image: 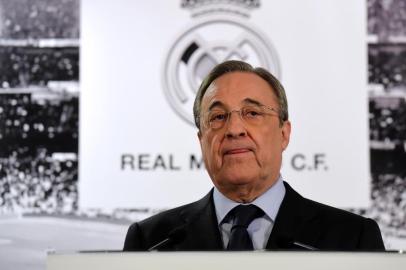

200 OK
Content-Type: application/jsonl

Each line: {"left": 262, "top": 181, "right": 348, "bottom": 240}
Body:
{"left": 202, "top": 134, "right": 222, "bottom": 167}
{"left": 211, "top": 135, "right": 223, "bottom": 166}
{"left": 259, "top": 130, "right": 283, "bottom": 158}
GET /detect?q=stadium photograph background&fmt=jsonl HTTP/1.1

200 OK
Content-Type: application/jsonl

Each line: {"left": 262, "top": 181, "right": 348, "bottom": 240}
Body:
{"left": 1, "top": 0, "right": 406, "bottom": 269}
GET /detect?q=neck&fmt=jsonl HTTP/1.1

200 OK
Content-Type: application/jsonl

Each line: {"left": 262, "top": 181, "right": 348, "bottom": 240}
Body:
{"left": 219, "top": 180, "right": 277, "bottom": 203}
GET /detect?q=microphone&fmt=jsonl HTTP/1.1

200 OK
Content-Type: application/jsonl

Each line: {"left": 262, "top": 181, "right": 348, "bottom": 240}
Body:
{"left": 277, "top": 236, "right": 319, "bottom": 251}
{"left": 291, "top": 240, "right": 318, "bottom": 251}
{"left": 148, "top": 226, "right": 187, "bottom": 251}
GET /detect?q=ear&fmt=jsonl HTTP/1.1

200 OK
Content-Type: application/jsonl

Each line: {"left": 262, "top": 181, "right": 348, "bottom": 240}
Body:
{"left": 281, "top": 120, "right": 291, "bottom": 151}
{"left": 198, "top": 130, "right": 202, "bottom": 146}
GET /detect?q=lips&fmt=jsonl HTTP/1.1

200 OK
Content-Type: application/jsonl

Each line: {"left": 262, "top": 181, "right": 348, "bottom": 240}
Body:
{"left": 223, "top": 146, "right": 254, "bottom": 156}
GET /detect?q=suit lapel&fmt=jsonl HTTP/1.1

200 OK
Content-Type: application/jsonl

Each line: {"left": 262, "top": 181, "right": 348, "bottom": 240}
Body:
{"left": 172, "top": 183, "right": 322, "bottom": 250}
{"left": 176, "top": 190, "right": 224, "bottom": 250}
{"left": 266, "top": 182, "right": 321, "bottom": 249}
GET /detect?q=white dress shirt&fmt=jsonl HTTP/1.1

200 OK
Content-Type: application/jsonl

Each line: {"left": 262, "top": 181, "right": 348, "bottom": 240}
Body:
{"left": 213, "top": 175, "right": 286, "bottom": 250}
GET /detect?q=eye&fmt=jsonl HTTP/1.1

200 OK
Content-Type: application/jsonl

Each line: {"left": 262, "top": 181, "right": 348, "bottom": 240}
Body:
{"left": 243, "top": 107, "right": 263, "bottom": 118}
{"left": 209, "top": 111, "right": 227, "bottom": 122}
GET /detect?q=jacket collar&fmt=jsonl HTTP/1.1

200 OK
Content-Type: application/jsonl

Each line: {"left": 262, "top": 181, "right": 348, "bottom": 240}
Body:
{"left": 175, "top": 190, "right": 224, "bottom": 250}
{"left": 172, "top": 182, "right": 322, "bottom": 250}
{"left": 266, "top": 181, "right": 321, "bottom": 249}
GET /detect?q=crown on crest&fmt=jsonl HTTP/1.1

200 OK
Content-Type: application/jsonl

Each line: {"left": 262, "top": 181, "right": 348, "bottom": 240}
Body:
{"left": 181, "top": 0, "right": 260, "bottom": 17}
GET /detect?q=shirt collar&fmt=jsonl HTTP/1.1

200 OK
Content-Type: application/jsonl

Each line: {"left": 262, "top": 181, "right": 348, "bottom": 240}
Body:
{"left": 213, "top": 175, "right": 286, "bottom": 225}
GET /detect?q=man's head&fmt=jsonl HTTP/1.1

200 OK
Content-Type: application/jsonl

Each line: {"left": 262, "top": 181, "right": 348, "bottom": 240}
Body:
{"left": 194, "top": 60, "right": 291, "bottom": 203}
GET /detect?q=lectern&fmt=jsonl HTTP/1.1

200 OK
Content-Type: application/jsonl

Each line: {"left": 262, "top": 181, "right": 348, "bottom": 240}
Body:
{"left": 48, "top": 251, "right": 406, "bottom": 270}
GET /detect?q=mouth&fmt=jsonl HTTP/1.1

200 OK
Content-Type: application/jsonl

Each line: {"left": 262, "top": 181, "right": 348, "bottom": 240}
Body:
{"left": 224, "top": 148, "right": 253, "bottom": 156}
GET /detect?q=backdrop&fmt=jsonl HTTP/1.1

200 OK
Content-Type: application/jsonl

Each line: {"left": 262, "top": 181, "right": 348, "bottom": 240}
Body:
{"left": 80, "top": 0, "right": 370, "bottom": 210}
{"left": 1, "top": 1, "right": 406, "bottom": 270}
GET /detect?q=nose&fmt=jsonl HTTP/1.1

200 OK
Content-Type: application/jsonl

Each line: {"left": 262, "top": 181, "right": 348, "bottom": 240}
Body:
{"left": 225, "top": 111, "right": 247, "bottom": 138}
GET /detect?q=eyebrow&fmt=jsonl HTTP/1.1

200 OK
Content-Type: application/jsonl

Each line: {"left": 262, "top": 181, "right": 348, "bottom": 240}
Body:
{"left": 207, "top": 98, "right": 265, "bottom": 111}
{"left": 208, "top": 101, "right": 225, "bottom": 111}
{"left": 242, "top": 98, "right": 264, "bottom": 106}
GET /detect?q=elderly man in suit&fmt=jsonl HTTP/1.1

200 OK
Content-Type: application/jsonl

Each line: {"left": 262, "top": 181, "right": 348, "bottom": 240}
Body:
{"left": 124, "top": 60, "right": 384, "bottom": 251}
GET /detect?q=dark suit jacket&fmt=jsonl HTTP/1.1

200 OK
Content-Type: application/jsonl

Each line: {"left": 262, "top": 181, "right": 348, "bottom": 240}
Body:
{"left": 123, "top": 182, "right": 385, "bottom": 251}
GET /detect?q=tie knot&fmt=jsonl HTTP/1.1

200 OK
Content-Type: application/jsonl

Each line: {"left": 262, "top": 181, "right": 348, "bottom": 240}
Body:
{"left": 230, "top": 204, "right": 264, "bottom": 229}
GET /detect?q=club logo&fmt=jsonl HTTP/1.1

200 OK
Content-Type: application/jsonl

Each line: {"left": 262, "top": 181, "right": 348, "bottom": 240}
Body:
{"left": 162, "top": 0, "right": 281, "bottom": 126}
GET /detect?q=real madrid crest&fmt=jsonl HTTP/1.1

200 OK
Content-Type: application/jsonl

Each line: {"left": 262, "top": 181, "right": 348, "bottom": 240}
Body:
{"left": 162, "top": 0, "right": 281, "bottom": 126}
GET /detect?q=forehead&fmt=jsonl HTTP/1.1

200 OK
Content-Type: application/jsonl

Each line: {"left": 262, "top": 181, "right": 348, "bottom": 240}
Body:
{"left": 202, "top": 72, "right": 277, "bottom": 109}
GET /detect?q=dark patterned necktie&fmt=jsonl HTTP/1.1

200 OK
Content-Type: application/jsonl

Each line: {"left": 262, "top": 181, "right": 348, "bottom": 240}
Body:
{"left": 227, "top": 204, "right": 265, "bottom": 250}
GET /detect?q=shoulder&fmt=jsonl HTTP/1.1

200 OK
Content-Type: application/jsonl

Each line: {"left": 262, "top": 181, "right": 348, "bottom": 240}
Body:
{"left": 304, "top": 197, "right": 384, "bottom": 249}
{"left": 123, "top": 191, "right": 212, "bottom": 251}
{"left": 295, "top": 186, "right": 377, "bottom": 229}
{"left": 281, "top": 182, "right": 384, "bottom": 250}
{"left": 283, "top": 181, "right": 370, "bottom": 223}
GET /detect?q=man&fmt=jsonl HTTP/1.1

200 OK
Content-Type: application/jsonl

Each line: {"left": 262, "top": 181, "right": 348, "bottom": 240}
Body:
{"left": 124, "top": 60, "right": 385, "bottom": 251}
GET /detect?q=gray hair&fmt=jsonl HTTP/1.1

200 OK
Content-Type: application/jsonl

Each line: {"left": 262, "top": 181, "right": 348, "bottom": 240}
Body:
{"left": 193, "top": 60, "right": 289, "bottom": 130}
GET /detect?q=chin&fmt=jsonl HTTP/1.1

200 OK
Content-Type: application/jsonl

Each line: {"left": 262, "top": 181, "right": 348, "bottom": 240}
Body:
{"left": 219, "top": 171, "right": 258, "bottom": 186}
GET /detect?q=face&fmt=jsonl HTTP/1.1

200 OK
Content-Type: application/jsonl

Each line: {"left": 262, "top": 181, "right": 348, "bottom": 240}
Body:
{"left": 198, "top": 72, "right": 291, "bottom": 202}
